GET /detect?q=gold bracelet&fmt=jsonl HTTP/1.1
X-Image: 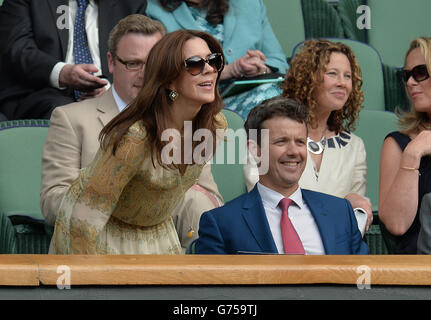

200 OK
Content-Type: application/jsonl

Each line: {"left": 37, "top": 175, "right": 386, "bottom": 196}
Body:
{"left": 400, "top": 166, "right": 421, "bottom": 176}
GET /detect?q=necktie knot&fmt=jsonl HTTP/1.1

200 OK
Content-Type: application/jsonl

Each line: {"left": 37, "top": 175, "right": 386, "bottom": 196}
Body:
{"left": 77, "top": 0, "right": 89, "bottom": 8}
{"left": 279, "top": 198, "right": 293, "bottom": 212}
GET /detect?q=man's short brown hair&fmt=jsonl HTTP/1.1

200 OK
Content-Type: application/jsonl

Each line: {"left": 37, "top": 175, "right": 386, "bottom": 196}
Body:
{"left": 245, "top": 96, "right": 308, "bottom": 146}
{"left": 108, "top": 14, "right": 166, "bottom": 56}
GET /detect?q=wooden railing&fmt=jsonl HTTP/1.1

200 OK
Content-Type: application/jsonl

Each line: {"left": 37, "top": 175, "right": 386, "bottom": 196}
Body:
{"left": 1, "top": 255, "right": 431, "bottom": 286}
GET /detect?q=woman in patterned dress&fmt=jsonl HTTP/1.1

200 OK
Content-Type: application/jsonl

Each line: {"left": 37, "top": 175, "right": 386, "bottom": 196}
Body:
{"left": 49, "top": 30, "right": 227, "bottom": 254}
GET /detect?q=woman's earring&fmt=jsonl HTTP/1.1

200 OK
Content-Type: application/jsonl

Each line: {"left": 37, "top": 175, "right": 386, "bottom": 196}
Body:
{"left": 169, "top": 90, "right": 179, "bottom": 101}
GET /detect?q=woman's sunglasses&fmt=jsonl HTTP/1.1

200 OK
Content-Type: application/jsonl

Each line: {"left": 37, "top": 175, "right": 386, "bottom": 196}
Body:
{"left": 401, "top": 64, "right": 430, "bottom": 83}
{"left": 184, "top": 53, "right": 224, "bottom": 76}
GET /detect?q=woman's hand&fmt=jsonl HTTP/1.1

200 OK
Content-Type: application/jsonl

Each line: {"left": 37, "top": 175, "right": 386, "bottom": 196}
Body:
{"left": 345, "top": 193, "right": 373, "bottom": 232}
{"left": 221, "top": 50, "right": 270, "bottom": 80}
{"left": 404, "top": 130, "right": 431, "bottom": 161}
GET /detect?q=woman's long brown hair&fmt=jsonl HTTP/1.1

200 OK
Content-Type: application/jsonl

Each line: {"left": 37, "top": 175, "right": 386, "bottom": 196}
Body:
{"left": 99, "top": 30, "right": 225, "bottom": 168}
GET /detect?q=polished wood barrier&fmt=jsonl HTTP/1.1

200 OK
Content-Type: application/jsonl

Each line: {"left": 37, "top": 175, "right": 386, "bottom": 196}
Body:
{"left": 1, "top": 255, "right": 431, "bottom": 286}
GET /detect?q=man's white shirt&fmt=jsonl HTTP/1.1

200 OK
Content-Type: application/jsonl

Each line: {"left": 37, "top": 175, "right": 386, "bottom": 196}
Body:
{"left": 50, "top": 0, "right": 102, "bottom": 88}
{"left": 257, "top": 183, "right": 326, "bottom": 255}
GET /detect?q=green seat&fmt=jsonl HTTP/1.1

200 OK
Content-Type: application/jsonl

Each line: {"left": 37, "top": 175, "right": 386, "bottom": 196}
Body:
{"left": 301, "top": 0, "right": 344, "bottom": 40}
{"left": 211, "top": 109, "right": 247, "bottom": 203}
{"left": 264, "top": 0, "right": 345, "bottom": 61}
{"left": 263, "top": 0, "right": 305, "bottom": 58}
{"left": 355, "top": 110, "right": 399, "bottom": 254}
{"left": 291, "top": 38, "right": 385, "bottom": 111}
{"left": 337, "top": 0, "right": 416, "bottom": 112}
{"left": 382, "top": 64, "right": 409, "bottom": 113}
{"left": 0, "top": 211, "right": 17, "bottom": 253}
{"left": 337, "top": 0, "right": 367, "bottom": 42}
{"left": 0, "top": 120, "right": 52, "bottom": 253}
{"left": 368, "top": 0, "right": 431, "bottom": 68}
{"left": 364, "top": 216, "right": 389, "bottom": 254}
{"left": 327, "top": 38, "right": 385, "bottom": 111}
{"left": 353, "top": 110, "right": 398, "bottom": 211}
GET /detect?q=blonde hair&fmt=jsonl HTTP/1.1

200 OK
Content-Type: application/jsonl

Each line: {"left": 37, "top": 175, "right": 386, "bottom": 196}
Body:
{"left": 398, "top": 37, "right": 431, "bottom": 134}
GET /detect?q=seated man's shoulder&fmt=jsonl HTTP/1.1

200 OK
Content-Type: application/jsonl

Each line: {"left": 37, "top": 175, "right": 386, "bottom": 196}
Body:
{"left": 302, "top": 189, "right": 349, "bottom": 206}
{"left": 302, "top": 189, "right": 356, "bottom": 226}
{"left": 59, "top": 97, "right": 102, "bottom": 115}
{"left": 54, "top": 97, "right": 101, "bottom": 117}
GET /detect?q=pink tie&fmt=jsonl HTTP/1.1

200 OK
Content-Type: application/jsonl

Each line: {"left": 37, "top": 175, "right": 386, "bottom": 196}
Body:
{"left": 279, "top": 198, "right": 305, "bottom": 255}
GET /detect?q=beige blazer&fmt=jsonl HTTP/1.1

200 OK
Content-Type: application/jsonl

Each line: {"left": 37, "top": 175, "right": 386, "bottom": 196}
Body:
{"left": 40, "top": 88, "right": 223, "bottom": 251}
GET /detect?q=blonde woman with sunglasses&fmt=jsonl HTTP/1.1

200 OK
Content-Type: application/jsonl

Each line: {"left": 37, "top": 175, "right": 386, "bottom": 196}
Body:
{"left": 379, "top": 37, "right": 431, "bottom": 254}
{"left": 49, "top": 30, "right": 227, "bottom": 255}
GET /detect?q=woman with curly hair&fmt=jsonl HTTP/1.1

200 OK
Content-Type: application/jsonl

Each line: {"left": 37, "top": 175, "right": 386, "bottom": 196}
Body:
{"left": 281, "top": 39, "right": 372, "bottom": 233}
{"left": 146, "top": 0, "right": 289, "bottom": 119}
{"left": 379, "top": 37, "right": 431, "bottom": 254}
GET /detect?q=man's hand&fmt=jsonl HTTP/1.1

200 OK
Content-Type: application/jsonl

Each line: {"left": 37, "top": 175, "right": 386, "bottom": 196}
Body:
{"left": 59, "top": 64, "right": 108, "bottom": 91}
{"left": 77, "top": 87, "right": 107, "bottom": 101}
{"left": 345, "top": 193, "right": 373, "bottom": 232}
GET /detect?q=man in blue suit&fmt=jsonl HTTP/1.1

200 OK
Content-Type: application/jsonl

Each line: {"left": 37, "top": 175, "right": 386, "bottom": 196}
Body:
{"left": 194, "top": 97, "right": 369, "bottom": 255}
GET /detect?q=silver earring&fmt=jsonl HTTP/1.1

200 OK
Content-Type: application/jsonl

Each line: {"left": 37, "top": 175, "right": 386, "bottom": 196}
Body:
{"left": 169, "top": 90, "right": 179, "bottom": 101}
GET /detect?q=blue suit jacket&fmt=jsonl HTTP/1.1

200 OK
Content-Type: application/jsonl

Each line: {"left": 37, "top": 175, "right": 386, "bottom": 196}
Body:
{"left": 146, "top": 0, "right": 289, "bottom": 73}
{"left": 0, "top": 0, "right": 147, "bottom": 119}
{"left": 194, "top": 186, "right": 369, "bottom": 255}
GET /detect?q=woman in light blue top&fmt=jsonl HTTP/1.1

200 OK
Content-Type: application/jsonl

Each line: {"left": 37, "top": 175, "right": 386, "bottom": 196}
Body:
{"left": 146, "top": 0, "right": 289, "bottom": 119}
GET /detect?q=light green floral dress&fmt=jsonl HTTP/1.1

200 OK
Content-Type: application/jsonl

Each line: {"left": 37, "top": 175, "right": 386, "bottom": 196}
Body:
{"left": 50, "top": 114, "right": 227, "bottom": 254}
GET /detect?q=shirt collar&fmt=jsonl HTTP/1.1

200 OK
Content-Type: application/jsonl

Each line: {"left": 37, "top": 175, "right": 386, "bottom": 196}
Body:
{"left": 111, "top": 85, "right": 128, "bottom": 112}
{"left": 257, "top": 182, "right": 304, "bottom": 210}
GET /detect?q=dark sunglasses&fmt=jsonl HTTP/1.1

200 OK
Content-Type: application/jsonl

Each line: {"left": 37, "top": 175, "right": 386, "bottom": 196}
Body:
{"left": 184, "top": 53, "right": 224, "bottom": 76}
{"left": 401, "top": 64, "right": 430, "bottom": 83}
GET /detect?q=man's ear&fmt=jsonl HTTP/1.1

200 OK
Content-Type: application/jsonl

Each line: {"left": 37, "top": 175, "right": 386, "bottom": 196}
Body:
{"left": 247, "top": 139, "right": 261, "bottom": 163}
{"left": 247, "top": 130, "right": 269, "bottom": 175}
{"left": 107, "top": 52, "right": 114, "bottom": 74}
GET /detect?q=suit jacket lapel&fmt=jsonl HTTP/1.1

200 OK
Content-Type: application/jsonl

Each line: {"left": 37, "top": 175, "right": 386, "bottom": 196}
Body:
{"left": 48, "top": 0, "right": 69, "bottom": 60}
{"left": 97, "top": 88, "right": 119, "bottom": 127}
{"left": 241, "top": 186, "right": 278, "bottom": 253}
{"left": 302, "top": 190, "right": 336, "bottom": 254}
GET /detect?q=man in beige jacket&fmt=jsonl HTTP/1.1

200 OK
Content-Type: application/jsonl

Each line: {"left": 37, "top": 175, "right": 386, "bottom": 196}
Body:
{"left": 40, "top": 14, "right": 223, "bottom": 252}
